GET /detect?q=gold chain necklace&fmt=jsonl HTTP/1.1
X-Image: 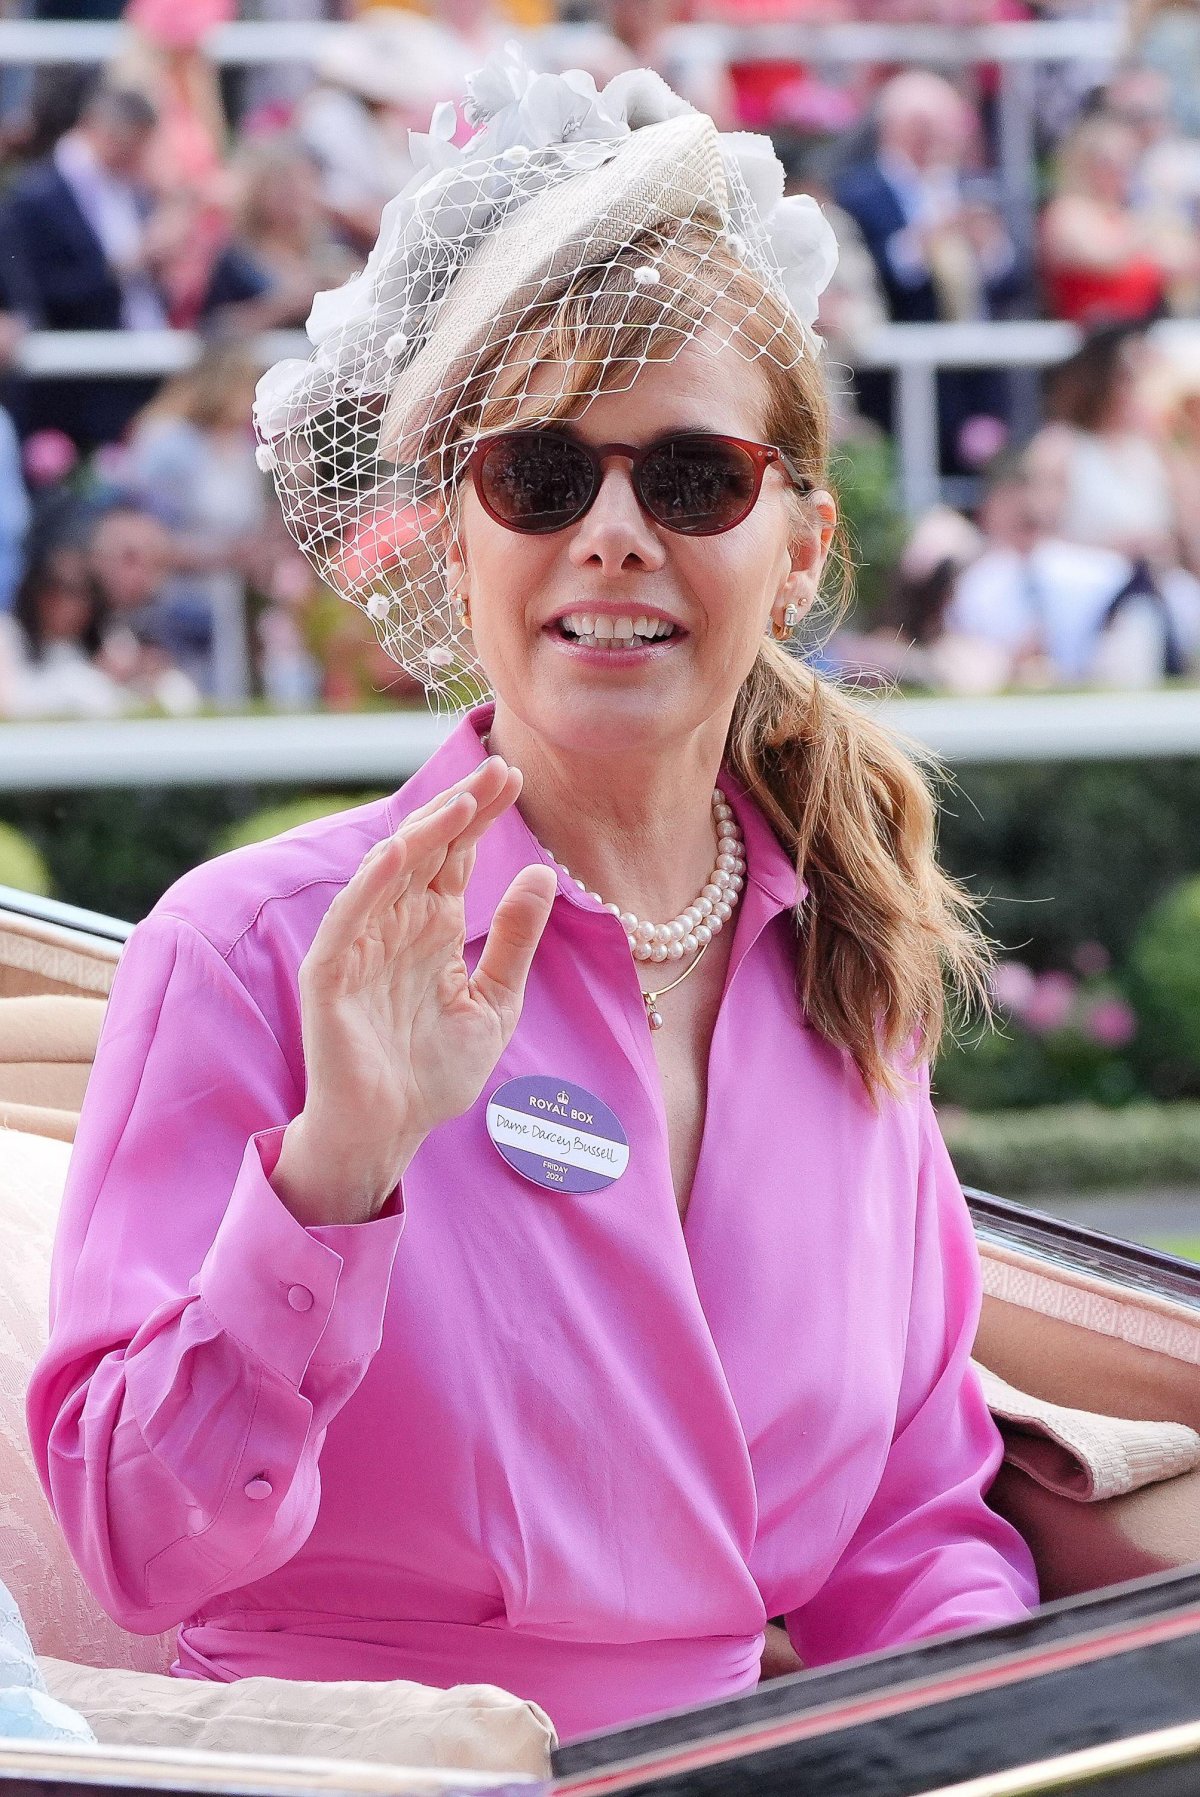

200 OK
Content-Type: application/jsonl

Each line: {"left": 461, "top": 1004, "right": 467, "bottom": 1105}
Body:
{"left": 639, "top": 933, "right": 713, "bottom": 1031}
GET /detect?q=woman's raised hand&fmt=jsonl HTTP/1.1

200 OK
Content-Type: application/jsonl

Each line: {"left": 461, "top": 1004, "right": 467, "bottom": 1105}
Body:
{"left": 271, "top": 756, "right": 559, "bottom": 1226}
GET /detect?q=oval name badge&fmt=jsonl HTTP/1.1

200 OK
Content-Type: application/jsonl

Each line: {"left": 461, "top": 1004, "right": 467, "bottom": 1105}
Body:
{"left": 486, "top": 1074, "right": 629, "bottom": 1195}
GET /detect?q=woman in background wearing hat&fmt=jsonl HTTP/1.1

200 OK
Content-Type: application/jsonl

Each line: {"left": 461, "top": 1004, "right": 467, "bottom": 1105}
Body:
{"left": 29, "top": 52, "right": 1037, "bottom": 1744}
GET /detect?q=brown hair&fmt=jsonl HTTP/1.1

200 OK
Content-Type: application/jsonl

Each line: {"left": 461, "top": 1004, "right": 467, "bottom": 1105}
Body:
{"left": 1044, "top": 321, "right": 1148, "bottom": 434}
{"left": 439, "top": 226, "right": 992, "bottom": 1103}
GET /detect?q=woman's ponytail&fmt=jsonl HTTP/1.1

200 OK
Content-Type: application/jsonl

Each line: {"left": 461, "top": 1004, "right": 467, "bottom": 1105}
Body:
{"left": 727, "top": 641, "right": 993, "bottom": 1105}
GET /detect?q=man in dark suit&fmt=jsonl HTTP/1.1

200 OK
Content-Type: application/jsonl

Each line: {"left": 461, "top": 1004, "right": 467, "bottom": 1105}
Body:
{"left": 835, "top": 70, "right": 1024, "bottom": 474}
{"left": 0, "top": 85, "right": 167, "bottom": 450}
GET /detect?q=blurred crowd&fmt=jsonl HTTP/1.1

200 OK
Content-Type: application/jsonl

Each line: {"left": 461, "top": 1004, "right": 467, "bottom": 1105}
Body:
{"left": 828, "top": 320, "right": 1200, "bottom": 692}
{"left": 3, "top": 0, "right": 1200, "bottom": 718}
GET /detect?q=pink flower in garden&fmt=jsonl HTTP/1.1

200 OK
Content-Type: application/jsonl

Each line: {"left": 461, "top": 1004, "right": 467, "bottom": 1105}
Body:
{"left": 1022, "top": 970, "right": 1078, "bottom": 1035}
{"left": 1084, "top": 996, "right": 1138, "bottom": 1048}
{"left": 989, "top": 960, "right": 1037, "bottom": 1016}
{"left": 1072, "top": 940, "right": 1112, "bottom": 977}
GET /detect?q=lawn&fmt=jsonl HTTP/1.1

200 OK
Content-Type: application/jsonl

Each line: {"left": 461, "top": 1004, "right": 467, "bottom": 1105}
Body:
{"left": 1148, "top": 1236, "right": 1200, "bottom": 1262}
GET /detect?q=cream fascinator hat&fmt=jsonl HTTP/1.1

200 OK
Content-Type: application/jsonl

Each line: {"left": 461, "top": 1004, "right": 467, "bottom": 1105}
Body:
{"left": 254, "top": 43, "right": 838, "bottom": 702}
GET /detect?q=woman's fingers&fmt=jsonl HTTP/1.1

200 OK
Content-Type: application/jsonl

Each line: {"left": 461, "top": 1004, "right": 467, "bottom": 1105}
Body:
{"left": 311, "top": 754, "right": 526, "bottom": 964}
{"left": 402, "top": 755, "right": 511, "bottom": 829}
{"left": 470, "top": 863, "right": 559, "bottom": 1022}
{"left": 435, "top": 765, "right": 524, "bottom": 898}
{"left": 317, "top": 791, "right": 479, "bottom": 958}
{"left": 357, "top": 757, "right": 518, "bottom": 905}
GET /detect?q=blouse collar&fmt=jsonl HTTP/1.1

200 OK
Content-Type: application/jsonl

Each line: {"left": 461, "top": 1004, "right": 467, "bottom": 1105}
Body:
{"left": 388, "top": 702, "right": 807, "bottom": 947}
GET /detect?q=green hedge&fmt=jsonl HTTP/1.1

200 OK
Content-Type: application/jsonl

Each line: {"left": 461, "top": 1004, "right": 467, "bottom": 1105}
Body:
{"left": 940, "top": 1100, "right": 1200, "bottom": 1195}
{"left": 934, "top": 757, "right": 1200, "bottom": 970}
{"left": 1128, "top": 875, "right": 1200, "bottom": 1097}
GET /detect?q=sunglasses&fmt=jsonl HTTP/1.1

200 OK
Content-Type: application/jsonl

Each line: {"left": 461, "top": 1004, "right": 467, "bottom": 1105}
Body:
{"left": 466, "top": 428, "right": 809, "bottom": 538}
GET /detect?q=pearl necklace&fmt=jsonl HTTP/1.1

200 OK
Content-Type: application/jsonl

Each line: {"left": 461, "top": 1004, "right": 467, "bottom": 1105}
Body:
{"left": 480, "top": 736, "right": 746, "bottom": 1031}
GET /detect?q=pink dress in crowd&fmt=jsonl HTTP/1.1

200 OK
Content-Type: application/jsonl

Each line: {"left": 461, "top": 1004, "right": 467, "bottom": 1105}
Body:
{"left": 26, "top": 703, "right": 1037, "bottom": 1743}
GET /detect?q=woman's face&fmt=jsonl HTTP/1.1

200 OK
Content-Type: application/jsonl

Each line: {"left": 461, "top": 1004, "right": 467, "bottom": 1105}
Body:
{"left": 445, "top": 337, "right": 836, "bottom": 766}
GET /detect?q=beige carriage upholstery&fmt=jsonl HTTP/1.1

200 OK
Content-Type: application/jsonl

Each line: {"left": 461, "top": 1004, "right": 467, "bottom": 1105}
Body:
{"left": 977, "top": 1238, "right": 1200, "bottom": 1598}
{"left": 0, "top": 909, "right": 120, "bottom": 1000}
{"left": 0, "top": 910, "right": 118, "bottom": 1141}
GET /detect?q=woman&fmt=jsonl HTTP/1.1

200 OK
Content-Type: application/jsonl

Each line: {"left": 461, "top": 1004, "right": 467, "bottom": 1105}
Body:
{"left": 1147, "top": 343, "right": 1200, "bottom": 579}
{"left": 120, "top": 348, "right": 267, "bottom": 701}
{"left": 0, "top": 536, "right": 129, "bottom": 720}
{"left": 1024, "top": 325, "right": 1200, "bottom": 681}
{"left": 28, "top": 54, "right": 1036, "bottom": 1744}
{"left": 200, "top": 138, "right": 358, "bottom": 335}
{"left": 1039, "top": 114, "right": 1194, "bottom": 327}
{"left": 1025, "top": 325, "right": 1178, "bottom": 565}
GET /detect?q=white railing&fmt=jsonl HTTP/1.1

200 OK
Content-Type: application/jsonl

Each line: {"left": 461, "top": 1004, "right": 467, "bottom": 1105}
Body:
{"left": 1, "top": 689, "right": 1197, "bottom": 791}
{"left": 10, "top": 327, "right": 305, "bottom": 379}
{"left": 0, "top": 18, "right": 1128, "bottom": 67}
{"left": 853, "top": 320, "right": 1200, "bottom": 515}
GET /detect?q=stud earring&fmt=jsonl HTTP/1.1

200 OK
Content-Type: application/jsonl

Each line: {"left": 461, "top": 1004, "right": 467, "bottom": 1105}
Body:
{"left": 771, "top": 603, "right": 801, "bottom": 641}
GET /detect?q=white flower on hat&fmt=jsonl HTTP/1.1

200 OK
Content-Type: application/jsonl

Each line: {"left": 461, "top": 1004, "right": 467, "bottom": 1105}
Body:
{"left": 253, "top": 356, "right": 328, "bottom": 442}
{"left": 721, "top": 130, "right": 785, "bottom": 217}
{"left": 719, "top": 131, "right": 838, "bottom": 333}
{"left": 770, "top": 193, "right": 840, "bottom": 332}
{"left": 462, "top": 38, "right": 535, "bottom": 125}
{"left": 407, "top": 99, "right": 462, "bottom": 179}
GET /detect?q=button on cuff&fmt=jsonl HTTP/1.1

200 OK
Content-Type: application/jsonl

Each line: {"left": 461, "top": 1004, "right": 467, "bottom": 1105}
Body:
{"left": 244, "top": 1477, "right": 273, "bottom": 1501}
{"left": 198, "top": 1132, "right": 346, "bottom": 1389}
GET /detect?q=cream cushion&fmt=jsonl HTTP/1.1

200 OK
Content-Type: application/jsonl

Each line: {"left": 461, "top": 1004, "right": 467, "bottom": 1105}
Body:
{"left": 976, "top": 1361, "right": 1200, "bottom": 1501}
{"left": 0, "top": 1740, "right": 533, "bottom": 1794}
{"left": 37, "top": 1662, "right": 555, "bottom": 1775}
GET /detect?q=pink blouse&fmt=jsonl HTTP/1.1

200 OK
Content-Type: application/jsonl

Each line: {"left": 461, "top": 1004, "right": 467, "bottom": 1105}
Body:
{"left": 27, "top": 701, "right": 1037, "bottom": 1743}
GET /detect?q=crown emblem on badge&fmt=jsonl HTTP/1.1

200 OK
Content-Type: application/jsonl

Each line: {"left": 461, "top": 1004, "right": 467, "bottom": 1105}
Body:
{"left": 557, "top": 1090, "right": 570, "bottom": 1104}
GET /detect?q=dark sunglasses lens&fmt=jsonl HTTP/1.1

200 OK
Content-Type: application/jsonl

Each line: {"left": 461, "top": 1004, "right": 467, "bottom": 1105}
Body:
{"left": 637, "top": 437, "right": 758, "bottom": 534}
{"left": 477, "top": 434, "right": 595, "bottom": 532}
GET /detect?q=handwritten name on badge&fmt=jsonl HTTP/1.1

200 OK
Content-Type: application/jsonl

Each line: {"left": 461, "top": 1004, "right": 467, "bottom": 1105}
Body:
{"left": 486, "top": 1074, "right": 630, "bottom": 1194}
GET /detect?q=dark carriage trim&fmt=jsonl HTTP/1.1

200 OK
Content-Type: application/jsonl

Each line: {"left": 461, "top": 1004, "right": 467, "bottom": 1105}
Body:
{"left": 0, "top": 884, "right": 132, "bottom": 945}
{"left": 552, "top": 1568, "right": 1200, "bottom": 1786}
{"left": 965, "top": 1188, "right": 1200, "bottom": 1309}
{"left": 553, "top": 1590, "right": 1200, "bottom": 1797}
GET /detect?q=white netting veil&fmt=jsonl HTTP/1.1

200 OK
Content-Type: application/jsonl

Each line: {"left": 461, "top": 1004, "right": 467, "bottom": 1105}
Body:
{"left": 253, "top": 45, "right": 839, "bottom": 706}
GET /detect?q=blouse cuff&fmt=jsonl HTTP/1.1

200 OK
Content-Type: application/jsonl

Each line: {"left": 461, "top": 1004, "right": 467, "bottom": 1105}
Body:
{"left": 197, "top": 1127, "right": 406, "bottom": 1390}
